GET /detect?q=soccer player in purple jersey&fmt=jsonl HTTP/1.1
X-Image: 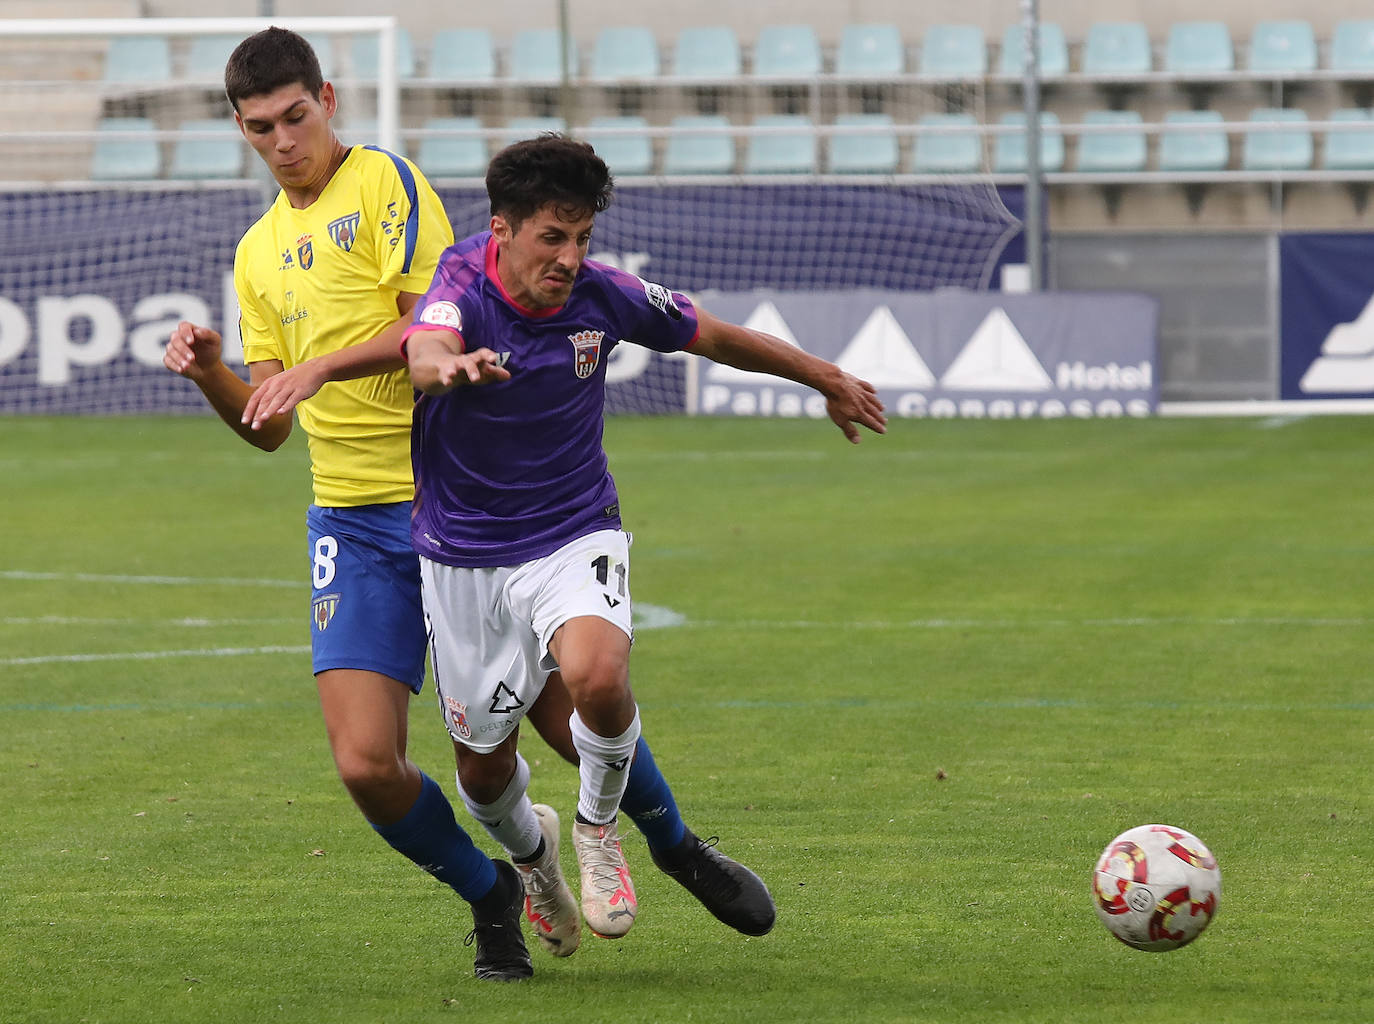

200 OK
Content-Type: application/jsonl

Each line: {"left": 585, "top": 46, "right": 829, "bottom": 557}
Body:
{"left": 402, "top": 134, "right": 887, "bottom": 951}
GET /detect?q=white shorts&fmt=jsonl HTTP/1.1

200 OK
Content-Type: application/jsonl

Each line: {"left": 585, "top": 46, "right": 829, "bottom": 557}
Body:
{"left": 421, "top": 529, "right": 634, "bottom": 752}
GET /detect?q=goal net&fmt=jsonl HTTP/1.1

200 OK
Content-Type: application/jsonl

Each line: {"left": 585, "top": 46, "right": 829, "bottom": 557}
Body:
{"left": 0, "top": 15, "right": 1019, "bottom": 416}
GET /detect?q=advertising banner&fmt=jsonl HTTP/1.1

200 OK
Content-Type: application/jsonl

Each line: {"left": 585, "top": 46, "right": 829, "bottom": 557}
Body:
{"left": 693, "top": 289, "right": 1159, "bottom": 419}
{"left": 1279, "top": 233, "right": 1374, "bottom": 399}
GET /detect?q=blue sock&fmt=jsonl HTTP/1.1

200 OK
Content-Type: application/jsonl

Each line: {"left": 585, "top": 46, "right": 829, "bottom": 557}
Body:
{"left": 620, "top": 737, "right": 687, "bottom": 851}
{"left": 371, "top": 772, "right": 497, "bottom": 903}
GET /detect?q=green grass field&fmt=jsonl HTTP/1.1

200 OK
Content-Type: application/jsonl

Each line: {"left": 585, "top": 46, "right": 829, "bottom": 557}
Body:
{"left": 2, "top": 413, "right": 1371, "bottom": 1023}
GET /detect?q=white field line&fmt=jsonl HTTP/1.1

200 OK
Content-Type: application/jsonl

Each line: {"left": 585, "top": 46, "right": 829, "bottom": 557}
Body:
{"left": 2, "top": 616, "right": 292, "bottom": 627}
{"left": 1, "top": 570, "right": 300, "bottom": 588}
{"left": 683, "top": 615, "right": 1371, "bottom": 630}
{"left": 4, "top": 645, "right": 309, "bottom": 666}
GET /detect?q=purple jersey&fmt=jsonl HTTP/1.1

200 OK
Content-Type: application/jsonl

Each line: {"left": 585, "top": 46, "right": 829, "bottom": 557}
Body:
{"left": 405, "top": 231, "right": 700, "bottom": 568}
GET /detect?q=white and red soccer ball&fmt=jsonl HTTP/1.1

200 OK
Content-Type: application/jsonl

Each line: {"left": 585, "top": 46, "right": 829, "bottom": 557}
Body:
{"left": 1092, "top": 824, "right": 1221, "bottom": 951}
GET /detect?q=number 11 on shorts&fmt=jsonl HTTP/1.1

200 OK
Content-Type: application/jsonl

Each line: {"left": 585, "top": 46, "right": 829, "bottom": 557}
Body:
{"left": 591, "top": 553, "right": 627, "bottom": 607}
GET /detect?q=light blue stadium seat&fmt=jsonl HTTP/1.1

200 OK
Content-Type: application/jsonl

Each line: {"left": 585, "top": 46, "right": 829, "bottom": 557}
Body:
{"left": 1075, "top": 110, "right": 1147, "bottom": 172}
{"left": 835, "top": 24, "right": 905, "bottom": 76}
{"left": 337, "top": 119, "right": 378, "bottom": 148}
{"left": 753, "top": 24, "right": 822, "bottom": 78}
{"left": 509, "top": 28, "right": 577, "bottom": 83}
{"left": 1164, "top": 21, "right": 1234, "bottom": 74}
{"left": 170, "top": 118, "right": 244, "bottom": 179}
{"left": 103, "top": 35, "right": 172, "bottom": 84}
{"left": 745, "top": 115, "right": 817, "bottom": 173}
{"left": 911, "top": 113, "right": 981, "bottom": 173}
{"left": 663, "top": 115, "right": 735, "bottom": 173}
{"left": 301, "top": 34, "right": 335, "bottom": 78}
{"left": 426, "top": 28, "right": 496, "bottom": 82}
{"left": 584, "top": 116, "right": 654, "bottom": 175}
{"left": 1242, "top": 107, "right": 1313, "bottom": 170}
{"left": 590, "top": 26, "right": 659, "bottom": 81}
{"left": 1247, "top": 20, "right": 1317, "bottom": 74}
{"left": 186, "top": 34, "right": 240, "bottom": 81}
{"left": 670, "top": 26, "right": 742, "bottom": 79}
{"left": 1330, "top": 20, "right": 1374, "bottom": 72}
{"left": 828, "top": 114, "right": 899, "bottom": 173}
{"left": 992, "top": 111, "right": 1064, "bottom": 172}
{"left": 1323, "top": 108, "right": 1374, "bottom": 170}
{"left": 415, "top": 117, "right": 487, "bottom": 178}
{"left": 1158, "top": 110, "right": 1228, "bottom": 171}
{"left": 350, "top": 28, "right": 417, "bottom": 80}
{"left": 502, "top": 115, "right": 566, "bottom": 147}
{"left": 1081, "top": 22, "right": 1153, "bottom": 76}
{"left": 920, "top": 25, "right": 987, "bottom": 77}
{"left": 91, "top": 117, "right": 160, "bottom": 180}
{"left": 998, "top": 22, "right": 1069, "bottom": 77}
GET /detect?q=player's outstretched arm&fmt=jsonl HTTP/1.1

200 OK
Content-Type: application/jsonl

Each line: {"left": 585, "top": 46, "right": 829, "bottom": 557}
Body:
{"left": 690, "top": 306, "right": 888, "bottom": 443}
{"left": 240, "top": 293, "right": 424, "bottom": 430}
{"left": 405, "top": 329, "right": 511, "bottom": 396}
{"left": 163, "top": 320, "right": 292, "bottom": 451}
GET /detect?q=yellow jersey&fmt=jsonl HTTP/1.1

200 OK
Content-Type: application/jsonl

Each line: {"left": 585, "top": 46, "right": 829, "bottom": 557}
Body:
{"left": 235, "top": 145, "right": 453, "bottom": 506}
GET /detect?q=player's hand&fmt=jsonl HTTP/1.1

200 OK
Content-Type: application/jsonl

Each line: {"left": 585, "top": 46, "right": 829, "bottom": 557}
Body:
{"left": 242, "top": 362, "right": 328, "bottom": 430}
{"left": 421, "top": 347, "right": 512, "bottom": 394}
{"left": 825, "top": 372, "right": 888, "bottom": 444}
{"left": 163, "top": 321, "right": 223, "bottom": 381}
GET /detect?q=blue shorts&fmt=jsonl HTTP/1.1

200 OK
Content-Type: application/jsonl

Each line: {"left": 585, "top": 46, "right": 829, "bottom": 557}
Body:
{"left": 306, "top": 503, "right": 427, "bottom": 693}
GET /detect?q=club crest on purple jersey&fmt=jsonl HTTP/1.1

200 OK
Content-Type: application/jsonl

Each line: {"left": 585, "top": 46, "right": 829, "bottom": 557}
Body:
{"left": 569, "top": 329, "right": 606, "bottom": 379}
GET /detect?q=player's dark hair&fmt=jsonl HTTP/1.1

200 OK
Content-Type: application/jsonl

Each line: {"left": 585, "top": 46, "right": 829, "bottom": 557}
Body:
{"left": 486, "top": 133, "right": 614, "bottom": 229}
{"left": 224, "top": 27, "right": 324, "bottom": 112}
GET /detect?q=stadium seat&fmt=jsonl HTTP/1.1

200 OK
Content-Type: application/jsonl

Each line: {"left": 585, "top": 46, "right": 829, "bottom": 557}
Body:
{"left": 1158, "top": 110, "right": 1229, "bottom": 171}
{"left": 998, "top": 22, "right": 1069, "bottom": 77}
{"left": 919, "top": 24, "right": 987, "bottom": 77}
{"left": 1075, "top": 110, "right": 1147, "bottom": 172}
{"left": 350, "top": 28, "right": 417, "bottom": 80}
{"left": 1241, "top": 107, "right": 1313, "bottom": 170}
{"left": 91, "top": 117, "right": 160, "bottom": 180}
{"left": 1247, "top": 20, "right": 1317, "bottom": 74}
{"left": 662, "top": 115, "right": 735, "bottom": 174}
{"left": 590, "top": 26, "right": 659, "bottom": 81}
{"left": 827, "top": 114, "right": 899, "bottom": 174}
{"left": 509, "top": 28, "right": 577, "bottom": 82}
{"left": 835, "top": 24, "right": 905, "bottom": 76}
{"left": 1330, "top": 20, "right": 1374, "bottom": 72}
{"left": 992, "top": 111, "right": 1064, "bottom": 173}
{"left": 584, "top": 115, "right": 654, "bottom": 175}
{"left": 1323, "top": 108, "right": 1374, "bottom": 170}
{"left": 186, "top": 34, "right": 240, "bottom": 81}
{"left": 745, "top": 115, "right": 817, "bottom": 174}
{"left": 337, "top": 119, "right": 378, "bottom": 149}
{"left": 426, "top": 28, "right": 497, "bottom": 82}
{"left": 301, "top": 34, "right": 336, "bottom": 78}
{"left": 911, "top": 113, "right": 981, "bottom": 173}
{"left": 502, "top": 115, "right": 566, "bottom": 147}
{"left": 103, "top": 35, "right": 172, "bottom": 84}
{"left": 752, "top": 24, "right": 822, "bottom": 78}
{"left": 1081, "top": 22, "right": 1153, "bottom": 76}
{"left": 415, "top": 116, "right": 487, "bottom": 178}
{"left": 1164, "top": 21, "right": 1234, "bottom": 74}
{"left": 669, "top": 25, "right": 742, "bottom": 79}
{"left": 170, "top": 118, "right": 244, "bottom": 179}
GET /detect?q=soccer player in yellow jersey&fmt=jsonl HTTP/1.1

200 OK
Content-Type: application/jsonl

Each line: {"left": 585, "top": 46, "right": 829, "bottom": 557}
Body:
{"left": 161, "top": 27, "right": 531, "bottom": 981}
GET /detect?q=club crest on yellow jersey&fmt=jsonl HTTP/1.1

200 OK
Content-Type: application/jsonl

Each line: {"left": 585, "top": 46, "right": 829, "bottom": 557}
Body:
{"left": 328, "top": 212, "right": 361, "bottom": 253}
{"left": 296, "top": 234, "right": 314, "bottom": 270}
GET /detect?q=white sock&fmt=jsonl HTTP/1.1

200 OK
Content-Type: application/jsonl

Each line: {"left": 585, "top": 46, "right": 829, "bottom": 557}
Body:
{"left": 455, "top": 753, "right": 542, "bottom": 861}
{"left": 569, "top": 708, "right": 641, "bottom": 826}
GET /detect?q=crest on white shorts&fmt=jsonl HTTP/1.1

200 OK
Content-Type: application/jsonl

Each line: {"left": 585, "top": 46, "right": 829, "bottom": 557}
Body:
{"left": 444, "top": 695, "right": 472, "bottom": 739}
{"left": 568, "top": 329, "right": 605, "bottom": 378}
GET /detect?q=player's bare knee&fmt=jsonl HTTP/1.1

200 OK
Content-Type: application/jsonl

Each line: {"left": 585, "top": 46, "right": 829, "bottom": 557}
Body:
{"left": 334, "top": 750, "right": 406, "bottom": 803}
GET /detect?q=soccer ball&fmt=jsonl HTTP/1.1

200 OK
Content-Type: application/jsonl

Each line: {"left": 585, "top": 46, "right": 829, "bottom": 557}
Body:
{"left": 1091, "top": 824, "right": 1221, "bottom": 951}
